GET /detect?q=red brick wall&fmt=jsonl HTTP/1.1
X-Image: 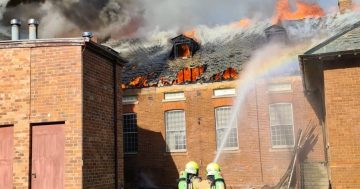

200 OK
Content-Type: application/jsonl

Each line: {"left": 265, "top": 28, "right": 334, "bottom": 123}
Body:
{"left": 83, "top": 48, "right": 124, "bottom": 188}
{"left": 0, "top": 46, "right": 83, "bottom": 189}
{"left": 339, "top": 0, "right": 352, "bottom": 14}
{"left": 0, "top": 43, "right": 124, "bottom": 189}
{"left": 123, "top": 76, "right": 324, "bottom": 188}
{"left": 323, "top": 60, "right": 360, "bottom": 188}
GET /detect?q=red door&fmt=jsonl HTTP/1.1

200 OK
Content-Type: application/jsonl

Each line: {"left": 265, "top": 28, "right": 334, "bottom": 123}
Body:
{"left": 31, "top": 124, "right": 64, "bottom": 189}
{"left": 0, "top": 126, "right": 13, "bottom": 189}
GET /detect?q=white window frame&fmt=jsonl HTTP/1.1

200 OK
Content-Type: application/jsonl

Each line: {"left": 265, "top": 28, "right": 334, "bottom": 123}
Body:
{"left": 215, "top": 106, "right": 239, "bottom": 150}
{"left": 165, "top": 110, "right": 187, "bottom": 152}
{"left": 123, "top": 113, "right": 138, "bottom": 154}
{"left": 267, "top": 83, "right": 292, "bottom": 93}
{"left": 213, "top": 88, "right": 236, "bottom": 98}
{"left": 163, "top": 92, "right": 186, "bottom": 102}
{"left": 268, "top": 103, "right": 295, "bottom": 149}
{"left": 122, "top": 95, "right": 138, "bottom": 104}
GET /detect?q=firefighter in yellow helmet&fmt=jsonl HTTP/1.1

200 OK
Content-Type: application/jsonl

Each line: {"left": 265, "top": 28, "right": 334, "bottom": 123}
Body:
{"left": 178, "top": 161, "right": 202, "bottom": 189}
{"left": 205, "top": 162, "right": 226, "bottom": 189}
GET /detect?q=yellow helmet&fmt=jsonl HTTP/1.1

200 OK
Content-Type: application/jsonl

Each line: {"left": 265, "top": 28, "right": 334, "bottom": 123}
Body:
{"left": 206, "top": 162, "right": 221, "bottom": 176}
{"left": 185, "top": 161, "right": 199, "bottom": 175}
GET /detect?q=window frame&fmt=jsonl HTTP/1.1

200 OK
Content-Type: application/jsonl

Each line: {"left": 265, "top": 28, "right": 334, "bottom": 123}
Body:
{"left": 123, "top": 113, "right": 138, "bottom": 154}
{"left": 213, "top": 88, "right": 237, "bottom": 98}
{"left": 163, "top": 91, "right": 186, "bottom": 102}
{"left": 164, "top": 110, "right": 187, "bottom": 152}
{"left": 268, "top": 103, "right": 295, "bottom": 149}
{"left": 215, "top": 106, "right": 239, "bottom": 151}
{"left": 267, "top": 83, "right": 292, "bottom": 93}
{"left": 122, "top": 95, "right": 138, "bottom": 105}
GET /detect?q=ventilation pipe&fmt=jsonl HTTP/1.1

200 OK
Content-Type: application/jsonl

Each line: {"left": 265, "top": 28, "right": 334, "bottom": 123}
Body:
{"left": 82, "top": 32, "right": 93, "bottom": 41}
{"left": 10, "top": 19, "right": 21, "bottom": 40}
{"left": 28, "top": 18, "right": 39, "bottom": 40}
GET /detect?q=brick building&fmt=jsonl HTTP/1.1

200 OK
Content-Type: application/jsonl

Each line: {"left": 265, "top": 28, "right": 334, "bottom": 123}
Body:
{"left": 0, "top": 35, "right": 126, "bottom": 188}
{"left": 114, "top": 24, "right": 328, "bottom": 187}
{"left": 300, "top": 20, "right": 360, "bottom": 189}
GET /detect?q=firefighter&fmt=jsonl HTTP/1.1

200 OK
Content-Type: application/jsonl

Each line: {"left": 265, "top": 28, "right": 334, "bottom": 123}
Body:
{"left": 178, "top": 161, "right": 202, "bottom": 189}
{"left": 205, "top": 162, "right": 226, "bottom": 189}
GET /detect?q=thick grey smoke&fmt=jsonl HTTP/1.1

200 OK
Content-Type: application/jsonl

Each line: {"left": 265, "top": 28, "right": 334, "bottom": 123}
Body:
{"left": 0, "top": 0, "right": 340, "bottom": 40}
{"left": 0, "top": 0, "right": 143, "bottom": 40}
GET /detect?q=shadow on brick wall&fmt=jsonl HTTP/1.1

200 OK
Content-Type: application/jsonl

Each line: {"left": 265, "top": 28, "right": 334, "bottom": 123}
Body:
{"left": 124, "top": 127, "right": 179, "bottom": 189}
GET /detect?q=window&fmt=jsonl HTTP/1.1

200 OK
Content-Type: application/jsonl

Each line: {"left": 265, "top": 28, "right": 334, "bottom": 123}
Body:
{"left": 164, "top": 92, "right": 185, "bottom": 101}
{"left": 268, "top": 83, "right": 292, "bottom": 92}
{"left": 123, "top": 113, "right": 138, "bottom": 154}
{"left": 122, "top": 95, "right": 138, "bottom": 104}
{"left": 214, "top": 88, "right": 236, "bottom": 97}
{"left": 165, "top": 110, "right": 186, "bottom": 152}
{"left": 215, "top": 107, "right": 238, "bottom": 150}
{"left": 269, "top": 103, "right": 295, "bottom": 148}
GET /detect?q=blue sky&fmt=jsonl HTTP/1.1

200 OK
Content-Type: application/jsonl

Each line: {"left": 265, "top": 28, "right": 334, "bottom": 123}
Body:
{"left": 318, "top": 0, "right": 338, "bottom": 9}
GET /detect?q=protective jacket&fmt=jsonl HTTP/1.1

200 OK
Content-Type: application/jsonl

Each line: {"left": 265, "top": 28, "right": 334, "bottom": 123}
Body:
{"left": 178, "top": 171, "right": 202, "bottom": 189}
{"left": 208, "top": 172, "right": 226, "bottom": 189}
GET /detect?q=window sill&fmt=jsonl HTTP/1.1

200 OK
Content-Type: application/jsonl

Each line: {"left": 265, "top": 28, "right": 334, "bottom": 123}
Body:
{"left": 122, "top": 101, "right": 139, "bottom": 105}
{"left": 124, "top": 152, "right": 138, "bottom": 156}
{"left": 165, "top": 151, "right": 188, "bottom": 156}
{"left": 215, "top": 148, "right": 240, "bottom": 153}
{"left": 267, "top": 90, "right": 293, "bottom": 94}
{"left": 212, "top": 95, "right": 236, "bottom": 99}
{"left": 162, "top": 98, "right": 186, "bottom": 102}
{"left": 269, "top": 146, "right": 294, "bottom": 152}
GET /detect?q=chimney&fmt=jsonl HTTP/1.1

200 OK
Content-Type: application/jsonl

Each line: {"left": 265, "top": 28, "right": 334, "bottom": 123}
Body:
{"left": 10, "top": 19, "right": 21, "bottom": 40}
{"left": 82, "top": 32, "right": 93, "bottom": 41}
{"left": 28, "top": 18, "right": 39, "bottom": 40}
{"left": 339, "top": 0, "right": 352, "bottom": 14}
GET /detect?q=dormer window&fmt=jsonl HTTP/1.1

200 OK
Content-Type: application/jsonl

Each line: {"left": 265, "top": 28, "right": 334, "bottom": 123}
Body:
{"left": 170, "top": 34, "right": 200, "bottom": 60}
{"left": 177, "top": 44, "right": 191, "bottom": 59}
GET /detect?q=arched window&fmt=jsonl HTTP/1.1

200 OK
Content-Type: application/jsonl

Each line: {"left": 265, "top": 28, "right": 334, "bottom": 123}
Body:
{"left": 269, "top": 103, "right": 295, "bottom": 148}
{"left": 215, "top": 106, "right": 238, "bottom": 150}
{"left": 165, "top": 110, "right": 186, "bottom": 152}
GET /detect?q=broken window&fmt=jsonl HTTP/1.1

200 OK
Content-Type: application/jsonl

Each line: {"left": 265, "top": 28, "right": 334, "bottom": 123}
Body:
{"left": 269, "top": 103, "right": 295, "bottom": 148}
{"left": 215, "top": 107, "right": 238, "bottom": 150}
{"left": 176, "top": 44, "right": 191, "bottom": 59}
{"left": 165, "top": 110, "right": 186, "bottom": 152}
{"left": 123, "top": 113, "right": 138, "bottom": 154}
{"left": 170, "top": 34, "right": 200, "bottom": 60}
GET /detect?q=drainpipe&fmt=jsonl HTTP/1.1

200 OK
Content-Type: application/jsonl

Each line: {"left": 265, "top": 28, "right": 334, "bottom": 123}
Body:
{"left": 28, "top": 18, "right": 39, "bottom": 40}
{"left": 113, "top": 62, "right": 119, "bottom": 188}
{"left": 10, "top": 19, "right": 21, "bottom": 40}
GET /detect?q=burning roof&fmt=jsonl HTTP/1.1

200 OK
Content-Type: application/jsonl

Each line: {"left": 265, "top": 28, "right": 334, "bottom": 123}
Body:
{"left": 107, "top": 13, "right": 360, "bottom": 89}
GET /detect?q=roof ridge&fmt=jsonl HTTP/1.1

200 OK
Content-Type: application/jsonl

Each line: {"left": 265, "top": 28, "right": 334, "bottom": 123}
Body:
{"left": 304, "top": 20, "right": 360, "bottom": 55}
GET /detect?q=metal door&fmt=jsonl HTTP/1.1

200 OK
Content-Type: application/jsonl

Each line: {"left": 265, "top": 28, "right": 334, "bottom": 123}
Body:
{"left": 0, "top": 126, "right": 13, "bottom": 189}
{"left": 31, "top": 124, "right": 64, "bottom": 189}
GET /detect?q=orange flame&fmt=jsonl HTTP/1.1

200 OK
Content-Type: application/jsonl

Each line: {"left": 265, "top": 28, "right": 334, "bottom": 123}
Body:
{"left": 177, "top": 44, "right": 191, "bottom": 59}
{"left": 175, "top": 66, "right": 205, "bottom": 84}
{"left": 183, "top": 29, "right": 200, "bottom": 42}
{"left": 212, "top": 68, "right": 238, "bottom": 81}
{"left": 129, "top": 76, "right": 148, "bottom": 88}
{"left": 272, "top": 0, "right": 325, "bottom": 24}
{"left": 230, "top": 18, "right": 251, "bottom": 28}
